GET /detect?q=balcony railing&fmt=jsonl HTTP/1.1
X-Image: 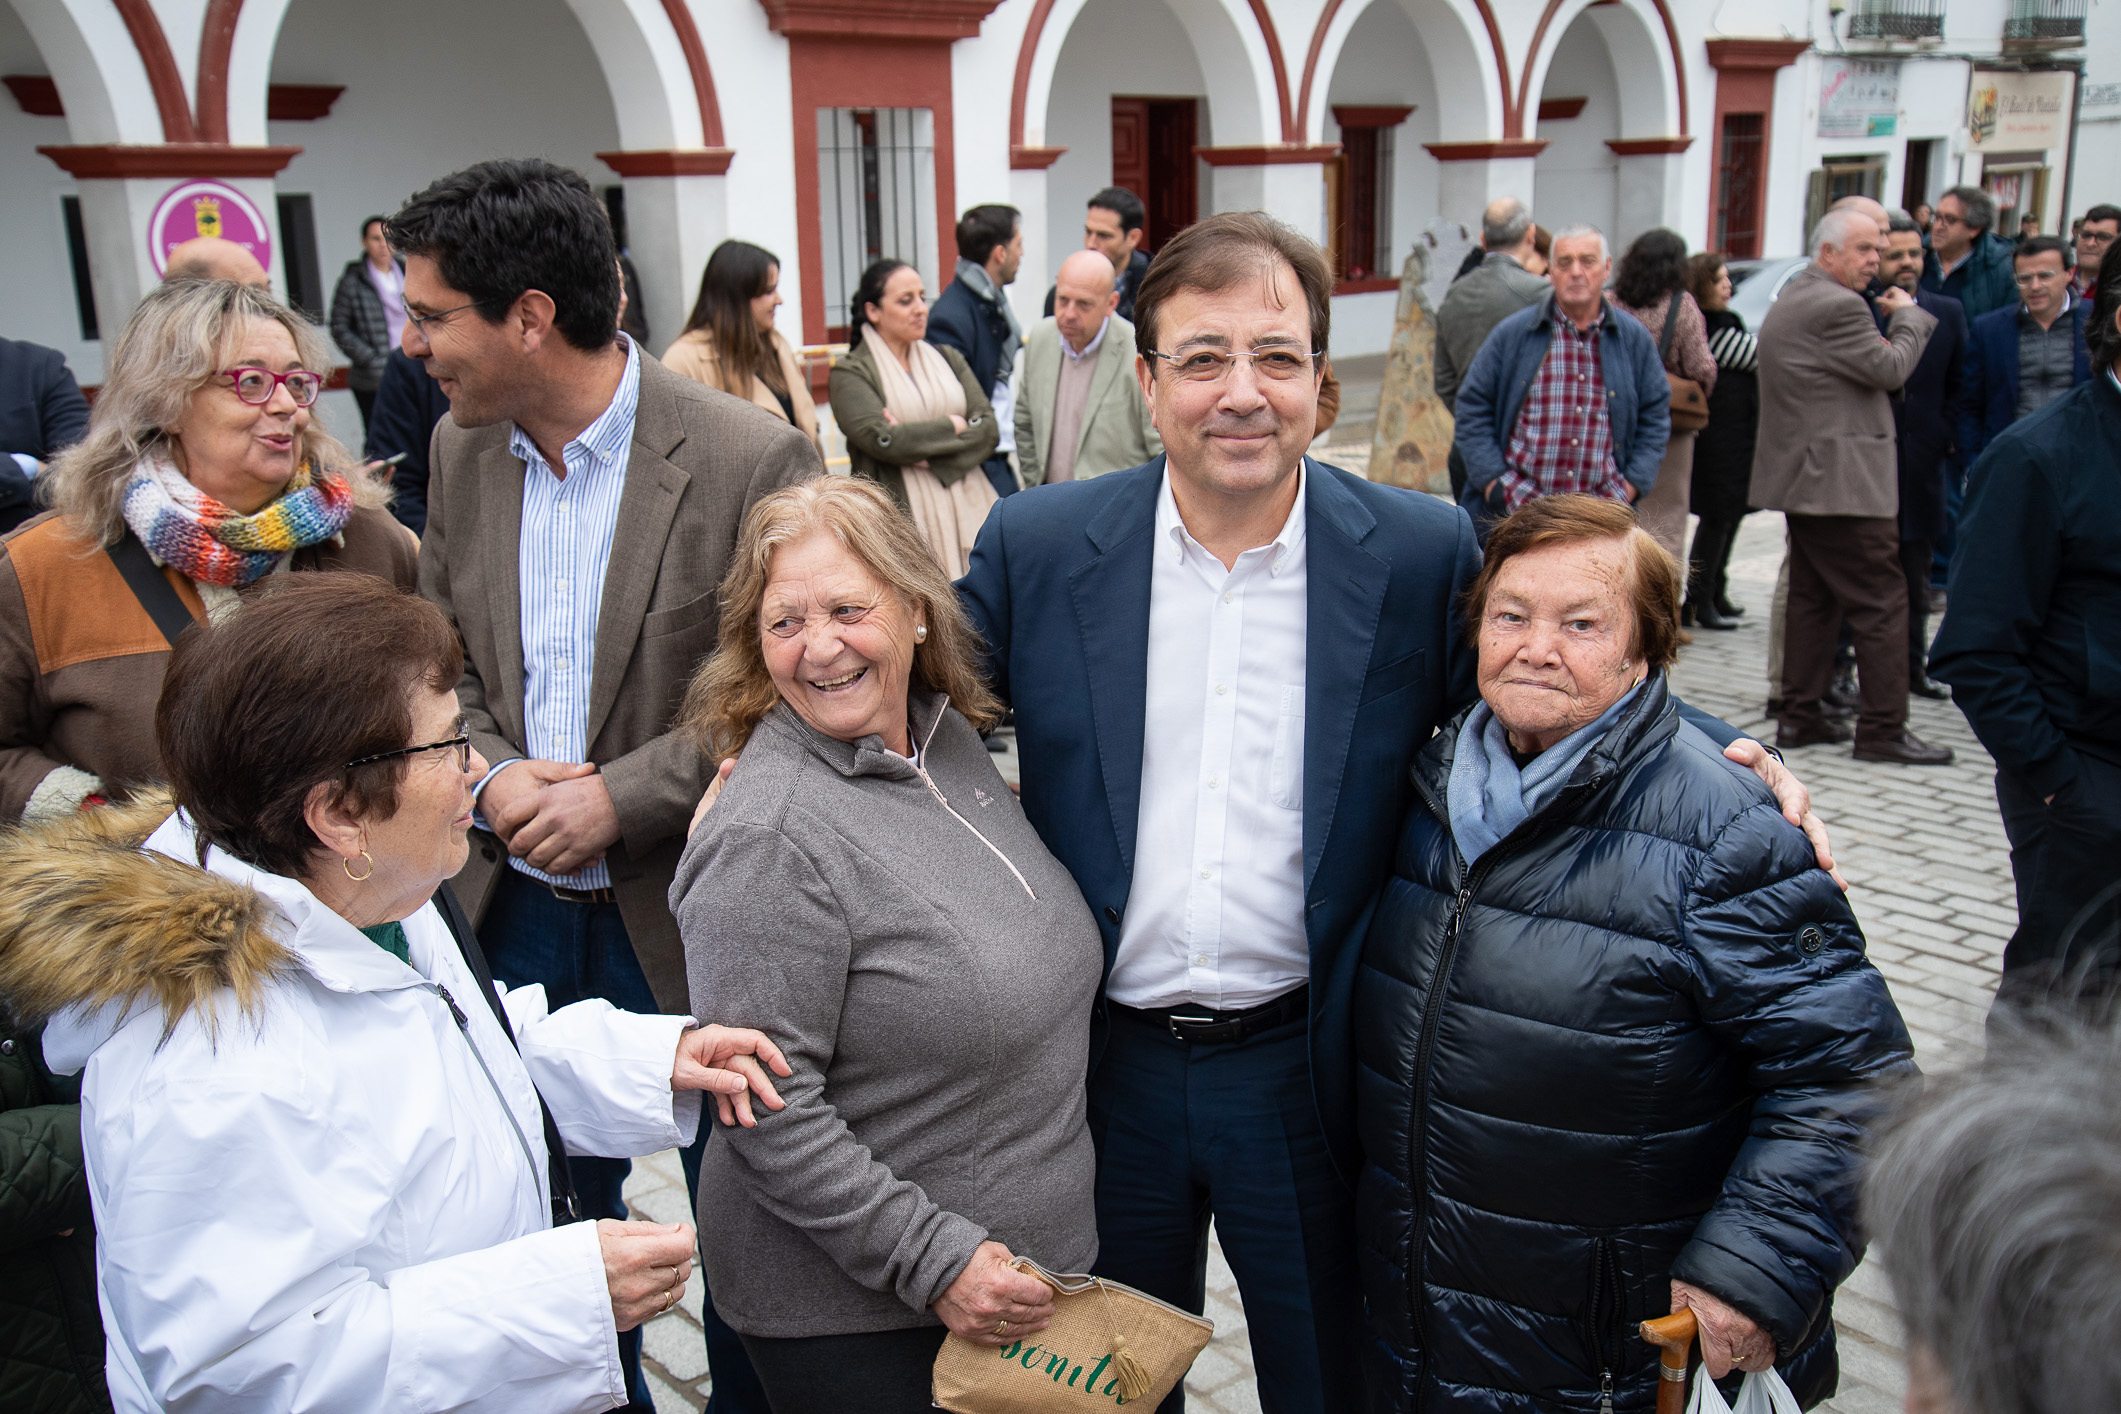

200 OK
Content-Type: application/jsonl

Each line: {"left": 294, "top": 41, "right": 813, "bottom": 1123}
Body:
{"left": 1847, "top": 0, "right": 1944, "bottom": 41}
{"left": 2003, "top": 0, "right": 2085, "bottom": 45}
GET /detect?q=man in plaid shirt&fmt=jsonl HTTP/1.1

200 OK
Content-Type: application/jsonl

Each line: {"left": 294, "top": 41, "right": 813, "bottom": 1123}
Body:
{"left": 1452, "top": 226, "right": 1670, "bottom": 534}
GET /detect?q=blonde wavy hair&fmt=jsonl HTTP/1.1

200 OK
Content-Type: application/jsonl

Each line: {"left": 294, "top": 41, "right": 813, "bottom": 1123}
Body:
{"left": 682, "top": 476, "right": 1002, "bottom": 761}
{"left": 44, "top": 278, "right": 383, "bottom": 545}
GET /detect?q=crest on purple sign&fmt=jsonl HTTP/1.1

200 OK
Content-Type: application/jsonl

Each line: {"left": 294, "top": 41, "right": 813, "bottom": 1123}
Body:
{"left": 148, "top": 180, "right": 272, "bottom": 277}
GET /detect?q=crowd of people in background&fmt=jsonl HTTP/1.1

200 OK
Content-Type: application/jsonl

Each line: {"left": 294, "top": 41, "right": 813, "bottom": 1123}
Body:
{"left": 0, "top": 148, "right": 2115, "bottom": 1414}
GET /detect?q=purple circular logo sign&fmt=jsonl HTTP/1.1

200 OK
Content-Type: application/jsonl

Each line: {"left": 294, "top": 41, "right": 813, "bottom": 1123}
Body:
{"left": 148, "top": 180, "right": 272, "bottom": 277}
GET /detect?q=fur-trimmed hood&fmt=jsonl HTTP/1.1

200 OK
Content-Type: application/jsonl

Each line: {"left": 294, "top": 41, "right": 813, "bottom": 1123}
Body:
{"left": 0, "top": 793, "right": 290, "bottom": 1046}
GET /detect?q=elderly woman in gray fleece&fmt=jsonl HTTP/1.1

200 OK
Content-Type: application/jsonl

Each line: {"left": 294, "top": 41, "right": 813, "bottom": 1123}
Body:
{"left": 671, "top": 476, "right": 1102, "bottom": 1414}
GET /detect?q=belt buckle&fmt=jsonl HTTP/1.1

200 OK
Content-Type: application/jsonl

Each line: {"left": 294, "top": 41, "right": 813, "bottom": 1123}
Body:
{"left": 1166, "top": 1012, "right": 1216, "bottom": 1043}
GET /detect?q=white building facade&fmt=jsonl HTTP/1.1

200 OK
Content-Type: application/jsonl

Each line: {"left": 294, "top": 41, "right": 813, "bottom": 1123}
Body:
{"left": 2, "top": 0, "right": 2113, "bottom": 383}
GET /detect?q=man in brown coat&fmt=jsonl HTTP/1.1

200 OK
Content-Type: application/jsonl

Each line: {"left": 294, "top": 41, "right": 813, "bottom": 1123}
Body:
{"left": 392, "top": 159, "right": 818, "bottom": 1412}
{"left": 1750, "top": 207, "right": 1950, "bottom": 764}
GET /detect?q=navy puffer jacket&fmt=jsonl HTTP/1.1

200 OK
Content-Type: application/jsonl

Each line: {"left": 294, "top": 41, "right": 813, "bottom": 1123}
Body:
{"left": 1356, "top": 672, "right": 1914, "bottom": 1412}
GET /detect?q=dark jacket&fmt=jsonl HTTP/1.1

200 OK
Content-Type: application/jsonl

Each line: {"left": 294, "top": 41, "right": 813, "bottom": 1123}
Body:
{"left": 1920, "top": 232, "right": 2018, "bottom": 322}
{"left": 328, "top": 259, "right": 398, "bottom": 392}
{"left": 1432, "top": 252, "right": 1551, "bottom": 412}
{"left": 0, "top": 340, "right": 90, "bottom": 537}
{"left": 1356, "top": 673, "right": 1915, "bottom": 1412}
{"left": 1959, "top": 297, "right": 2092, "bottom": 462}
{"left": 1930, "top": 372, "right": 2121, "bottom": 799}
{"left": 1888, "top": 289, "right": 1968, "bottom": 543}
{"left": 1691, "top": 307, "right": 1759, "bottom": 523}
{"left": 1452, "top": 294, "right": 1672, "bottom": 499}
{"left": 0, "top": 1015, "right": 110, "bottom": 1412}
{"left": 928, "top": 277, "right": 1015, "bottom": 399}
{"left": 1043, "top": 249, "right": 1149, "bottom": 324}
{"left": 363, "top": 349, "right": 452, "bottom": 535}
{"left": 827, "top": 340, "right": 997, "bottom": 510}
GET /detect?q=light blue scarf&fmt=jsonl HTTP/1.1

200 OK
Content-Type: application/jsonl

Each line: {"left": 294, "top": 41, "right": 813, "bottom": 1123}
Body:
{"left": 1446, "top": 681, "right": 1644, "bottom": 867}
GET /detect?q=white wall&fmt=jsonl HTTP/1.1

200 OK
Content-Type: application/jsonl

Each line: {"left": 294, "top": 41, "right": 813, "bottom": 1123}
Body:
{"left": 1534, "top": 17, "right": 1621, "bottom": 245}
{"left": 0, "top": 2, "right": 101, "bottom": 380}
{"left": 1322, "top": 0, "right": 1442, "bottom": 272}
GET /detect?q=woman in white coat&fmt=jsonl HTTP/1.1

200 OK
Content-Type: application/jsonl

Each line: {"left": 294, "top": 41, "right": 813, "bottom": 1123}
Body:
{"left": 0, "top": 573, "right": 790, "bottom": 1414}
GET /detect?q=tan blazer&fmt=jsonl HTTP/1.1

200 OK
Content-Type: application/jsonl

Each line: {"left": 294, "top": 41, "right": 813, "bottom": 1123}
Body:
{"left": 660, "top": 326, "right": 821, "bottom": 452}
{"left": 1012, "top": 315, "right": 1161, "bottom": 485}
{"left": 1748, "top": 264, "right": 1936, "bottom": 519}
{"left": 420, "top": 353, "right": 823, "bottom": 1010}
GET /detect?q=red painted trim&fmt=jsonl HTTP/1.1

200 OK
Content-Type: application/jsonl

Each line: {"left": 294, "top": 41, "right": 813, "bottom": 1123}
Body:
{"left": 4, "top": 75, "right": 62, "bottom": 117}
{"left": 1519, "top": 0, "right": 1691, "bottom": 141}
{"left": 761, "top": 0, "right": 1002, "bottom": 40}
{"left": 1539, "top": 96, "right": 1588, "bottom": 120}
{"left": 112, "top": 0, "right": 196, "bottom": 141}
{"left": 1195, "top": 143, "right": 1342, "bottom": 166}
{"left": 38, "top": 143, "right": 303, "bottom": 178}
{"left": 658, "top": 0, "right": 725, "bottom": 147}
{"left": 1009, "top": 145, "right": 1068, "bottom": 170}
{"left": 1423, "top": 139, "right": 1548, "bottom": 160}
{"left": 1705, "top": 37, "right": 1810, "bottom": 70}
{"left": 1645, "top": 0, "right": 1690, "bottom": 137}
{"left": 1607, "top": 135, "right": 1693, "bottom": 154}
{"left": 1240, "top": 0, "right": 1298, "bottom": 142}
{"left": 1296, "top": 0, "right": 1343, "bottom": 141}
{"left": 1007, "top": 0, "right": 1060, "bottom": 149}
{"left": 196, "top": 0, "right": 241, "bottom": 142}
{"left": 1334, "top": 275, "right": 1399, "bottom": 293}
{"left": 267, "top": 85, "right": 344, "bottom": 121}
{"left": 1332, "top": 104, "right": 1414, "bottom": 128}
{"left": 597, "top": 148, "right": 736, "bottom": 177}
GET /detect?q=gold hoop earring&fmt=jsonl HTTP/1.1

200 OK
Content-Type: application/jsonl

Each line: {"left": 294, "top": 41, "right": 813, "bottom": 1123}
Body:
{"left": 343, "top": 850, "right": 374, "bottom": 883}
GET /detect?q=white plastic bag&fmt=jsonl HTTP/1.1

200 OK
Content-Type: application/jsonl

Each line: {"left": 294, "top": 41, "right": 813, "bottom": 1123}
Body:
{"left": 1685, "top": 1365, "right": 1801, "bottom": 1414}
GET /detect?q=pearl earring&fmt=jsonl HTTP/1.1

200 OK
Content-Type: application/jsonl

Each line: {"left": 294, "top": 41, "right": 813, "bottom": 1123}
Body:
{"left": 914, "top": 624, "right": 928, "bottom": 643}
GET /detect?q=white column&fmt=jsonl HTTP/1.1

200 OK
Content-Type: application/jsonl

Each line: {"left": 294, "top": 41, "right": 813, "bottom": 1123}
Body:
{"left": 1613, "top": 151, "right": 1688, "bottom": 250}
{"left": 1009, "top": 163, "right": 1055, "bottom": 332}
{"left": 1204, "top": 159, "right": 1332, "bottom": 244}
{"left": 72, "top": 173, "right": 288, "bottom": 335}
{"left": 619, "top": 174, "right": 727, "bottom": 356}
{"left": 1435, "top": 157, "right": 1538, "bottom": 227}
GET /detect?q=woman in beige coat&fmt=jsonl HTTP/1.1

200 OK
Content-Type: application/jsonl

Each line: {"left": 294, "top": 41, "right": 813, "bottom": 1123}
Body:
{"left": 663, "top": 241, "right": 821, "bottom": 453}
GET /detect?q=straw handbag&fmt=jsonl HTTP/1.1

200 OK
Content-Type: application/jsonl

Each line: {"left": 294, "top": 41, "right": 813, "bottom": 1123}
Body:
{"left": 932, "top": 1258, "right": 1215, "bottom": 1412}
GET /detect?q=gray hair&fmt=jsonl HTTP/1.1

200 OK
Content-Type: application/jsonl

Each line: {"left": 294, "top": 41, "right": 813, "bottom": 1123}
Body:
{"left": 1886, "top": 207, "right": 1921, "bottom": 236}
{"left": 1864, "top": 1012, "right": 2121, "bottom": 1414}
{"left": 1811, "top": 207, "right": 1874, "bottom": 256}
{"left": 43, "top": 279, "right": 382, "bottom": 546}
{"left": 1550, "top": 224, "right": 1608, "bottom": 263}
{"left": 1942, "top": 184, "right": 1996, "bottom": 234}
{"left": 1482, "top": 198, "right": 1533, "bottom": 251}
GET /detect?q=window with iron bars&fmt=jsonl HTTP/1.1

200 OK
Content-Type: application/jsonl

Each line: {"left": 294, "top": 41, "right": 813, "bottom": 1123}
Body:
{"left": 817, "top": 107, "right": 938, "bottom": 338}
{"left": 1847, "top": 0, "right": 1945, "bottom": 42}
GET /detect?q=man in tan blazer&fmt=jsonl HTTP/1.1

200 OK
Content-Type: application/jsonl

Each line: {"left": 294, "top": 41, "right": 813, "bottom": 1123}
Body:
{"left": 391, "top": 159, "right": 817, "bottom": 1411}
{"left": 1750, "top": 207, "right": 1948, "bottom": 765}
{"left": 1014, "top": 249, "right": 1161, "bottom": 485}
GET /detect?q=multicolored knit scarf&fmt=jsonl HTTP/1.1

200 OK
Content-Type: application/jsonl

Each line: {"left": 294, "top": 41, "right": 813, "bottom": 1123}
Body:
{"left": 121, "top": 455, "right": 354, "bottom": 588}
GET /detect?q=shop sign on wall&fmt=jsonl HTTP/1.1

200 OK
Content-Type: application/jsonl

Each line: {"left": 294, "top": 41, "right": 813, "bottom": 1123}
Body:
{"left": 1968, "top": 70, "right": 2073, "bottom": 151}
{"left": 148, "top": 181, "right": 272, "bottom": 277}
{"left": 1819, "top": 58, "right": 1900, "bottom": 139}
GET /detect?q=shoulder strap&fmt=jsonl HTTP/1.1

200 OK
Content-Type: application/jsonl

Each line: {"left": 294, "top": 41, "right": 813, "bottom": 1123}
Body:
{"left": 1658, "top": 289, "right": 1684, "bottom": 364}
{"left": 433, "top": 882, "right": 585, "bottom": 1228}
{"left": 105, "top": 531, "right": 198, "bottom": 647}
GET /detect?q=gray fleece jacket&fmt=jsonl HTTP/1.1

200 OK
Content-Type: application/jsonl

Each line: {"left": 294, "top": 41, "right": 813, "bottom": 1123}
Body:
{"left": 671, "top": 692, "right": 1102, "bottom": 1337}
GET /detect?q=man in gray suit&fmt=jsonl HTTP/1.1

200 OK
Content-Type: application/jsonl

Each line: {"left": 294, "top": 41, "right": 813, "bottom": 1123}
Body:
{"left": 1015, "top": 249, "right": 1161, "bottom": 485}
{"left": 1750, "top": 207, "right": 1949, "bottom": 765}
{"left": 1433, "top": 198, "right": 1549, "bottom": 498}
{"left": 392, "top": 159, "right": 817, "bottom": 1413}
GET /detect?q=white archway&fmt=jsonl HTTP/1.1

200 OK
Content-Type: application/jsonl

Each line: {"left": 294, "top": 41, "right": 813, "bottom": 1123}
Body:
{"left": 1526, "top": 0, "right": 1687, "bottom": 249}
{"left": 1303, "top": 0, "right": 1505, "bottom": 146}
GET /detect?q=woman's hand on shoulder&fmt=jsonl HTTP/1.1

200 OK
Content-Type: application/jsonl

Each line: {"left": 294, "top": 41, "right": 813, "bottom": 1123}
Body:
{"left": 599, "top": 1218, "right": 694, "bottom": 1331}
{"left": 672, "top": 1024, "right": 793, "bottom": 1127}
{"left": 1723, "top": 738, "right": 1844, "bottom": 890}
{"left": 934, "top": 1241, "right": 1057, "bottom": 1347}
{"left": 1671, "top": 1279, "right": 1777, "bottom": 1379}
{"left": 689, "top": 758, "right": 738, "bottom": 840}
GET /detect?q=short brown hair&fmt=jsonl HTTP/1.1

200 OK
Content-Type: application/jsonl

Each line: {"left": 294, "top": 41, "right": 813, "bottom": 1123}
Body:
{"left": 1686, "top": 251, "right": 1728, "bottom": 310}
{"left": 1132, "top": 211, "right": 1334, "bottom": 366}
{"left": 156, "top": 574, "right": 465, "bottom": 877}
{"left": 1463, "top": 494, "right": 1682, "bottom": 670}
{"left": 680, "top": 476, "right": 1001, "bottom": 762}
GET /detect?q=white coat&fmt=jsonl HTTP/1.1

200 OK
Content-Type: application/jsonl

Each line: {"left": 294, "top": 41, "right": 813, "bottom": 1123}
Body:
{"left": 38, "top": 813, "right": 702, "bottom": 1414}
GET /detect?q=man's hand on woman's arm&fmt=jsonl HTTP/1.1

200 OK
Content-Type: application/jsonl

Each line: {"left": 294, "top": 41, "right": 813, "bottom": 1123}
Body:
{"left": 671, "top": 1024, "right": 792, "bottom": 1128}
{"left": 1723, "top": 738, "right": 1843, "bottom": 889}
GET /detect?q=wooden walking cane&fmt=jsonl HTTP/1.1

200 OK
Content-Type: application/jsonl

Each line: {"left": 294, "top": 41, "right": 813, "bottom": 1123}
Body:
{"left": 1640, "top": 1309, "right": 1698, "bottom": 1414}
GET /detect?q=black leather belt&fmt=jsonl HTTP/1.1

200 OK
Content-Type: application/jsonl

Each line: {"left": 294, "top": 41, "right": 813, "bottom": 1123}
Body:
{"left": 1114, "top": 986, "right": 1310, "bottom": 1046}
{"left": 547, "top": 882, "right": 618, "bottom": 905}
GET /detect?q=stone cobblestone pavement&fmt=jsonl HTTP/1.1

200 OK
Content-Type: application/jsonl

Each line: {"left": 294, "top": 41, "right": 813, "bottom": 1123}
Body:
{"left": 625, "top": 510, "right": 2008, "bottom": 1413}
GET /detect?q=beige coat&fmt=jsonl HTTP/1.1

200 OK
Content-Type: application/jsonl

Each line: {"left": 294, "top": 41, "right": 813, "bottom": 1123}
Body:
{"left": 420, "top": 353, "right": 822, "bottom": 1011}
{"left": 660, "top": 325, "right": 821, "bottom": 452}
{"left": 1748, "top": 264, "right": 1936, "bottom": 519}
{"left": 1012, "top": 315, "right": 1162, "bottom": 485}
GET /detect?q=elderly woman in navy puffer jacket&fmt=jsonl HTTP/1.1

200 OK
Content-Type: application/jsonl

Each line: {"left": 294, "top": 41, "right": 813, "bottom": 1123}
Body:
{"left": 1355, "top": 495, "right": 1914, "bottom": 1413}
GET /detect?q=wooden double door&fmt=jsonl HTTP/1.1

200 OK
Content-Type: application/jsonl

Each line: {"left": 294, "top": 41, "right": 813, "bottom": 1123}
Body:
{"left": 1110, "top": 96, "right": 1198, "bottom": 252}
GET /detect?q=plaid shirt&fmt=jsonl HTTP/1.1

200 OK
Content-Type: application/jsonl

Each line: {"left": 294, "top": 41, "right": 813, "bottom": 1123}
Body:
{"left": 1501, "top": 306, "right": 1628, "bottom": 511}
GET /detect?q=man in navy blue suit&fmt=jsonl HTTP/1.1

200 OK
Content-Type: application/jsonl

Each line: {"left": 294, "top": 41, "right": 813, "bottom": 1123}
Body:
{"left": 957, "top": 212, "right": 1831, "bottom": 1412}
{"left": 1960, "top": 235, "right": 2092, "bottom": 464}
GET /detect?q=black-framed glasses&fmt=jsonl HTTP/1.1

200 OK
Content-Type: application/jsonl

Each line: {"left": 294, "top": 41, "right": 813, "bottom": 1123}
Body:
{"left": 218, "top": 367, "right": 323, "bottom": 406}
{"left": 346, "top": 735, "right": 471, "bottom": 772}
{"left": 1145, "top": 348, "right": 1321, "bottom": 383}
{"left": 405, "top": 301, "right": 479, "bottom": 337}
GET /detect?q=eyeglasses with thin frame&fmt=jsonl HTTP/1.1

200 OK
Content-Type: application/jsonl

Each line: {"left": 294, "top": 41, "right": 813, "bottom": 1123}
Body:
{"left": 346, "top": 734, "right": 472, "bottom": 772}
{"left": 219, "top": 367, "right": 323, "bottom": 407}
{"left": 404, "top": 301, "right": 479, "bottom": 337}
{"left": 2014, "top": 268, "right": 2067, "bottom": 287}
{"left": 1145, "top": 347, "right": 1321, "bottom": 383}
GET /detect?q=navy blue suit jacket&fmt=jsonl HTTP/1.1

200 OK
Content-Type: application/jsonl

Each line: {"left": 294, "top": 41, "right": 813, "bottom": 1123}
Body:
{"left": 958, "top": 457, "right": 1483, "bottom": 1177}
{"left": 926, "top": 278, "right": 1014, "bottom": 399}
{"left": 1961, "top": 299, "right": 2091, "bottom": 462}
{"left": 1884, "top": 289, "right": 1967, "bottom": 542}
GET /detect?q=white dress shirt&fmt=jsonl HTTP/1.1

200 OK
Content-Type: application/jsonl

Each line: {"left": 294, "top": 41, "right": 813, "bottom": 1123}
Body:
{"left": 482, "top": 336, "right": 641, "bottom": 889}
{"left": 1107, "top": 465, "right": 1311, "bottom": 1011}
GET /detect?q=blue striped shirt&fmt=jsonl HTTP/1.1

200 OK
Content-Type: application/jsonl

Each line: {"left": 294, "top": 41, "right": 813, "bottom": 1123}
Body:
{"left": 497, "top": 336, "right": 640, "bottom": 888}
